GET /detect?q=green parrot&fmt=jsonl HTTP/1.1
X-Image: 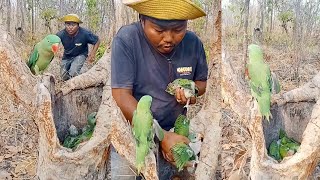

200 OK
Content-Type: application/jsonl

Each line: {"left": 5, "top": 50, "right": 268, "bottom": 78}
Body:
{"left": 171, "top": 114, "right": 201, "bottom": 171}
{"left": 278, "top": 129, "right": 300, "bottom": 159}
{"left": 174, "top": 114, "right": 190, "bottom": 137}
{"left": 27, "top": 34, "right": 61, "bottom": 75}
{"left": 132, "top": 95, "right": 154, "bottom": 174}
{"left": 63, "top": 112, "right": 97, "bottom": 149}
{"left": 268, "top": 129, "right": 300, "bottom": 161}
{"left": 268, "top": 140, "right": 281, "bottom": 161}
{"left": 247, "top": 44, "right": 280, "bottom": 121}
{"left": 166, "top": 78, "right": 199, "bottom": 110}
{"left": 153, "top": 114, "right": 202, "bottom": 172}
{"left": 63, "top": 124, "right": 79, "bottom": 148}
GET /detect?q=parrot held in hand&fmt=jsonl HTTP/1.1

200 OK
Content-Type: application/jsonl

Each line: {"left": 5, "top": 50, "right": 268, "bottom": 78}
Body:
{"left": 247, "top": 44, "right": 280, "bottom": 121}
{"left": 171, "top": 114, "right": 201, "bottom": 171}
{"left": 27, "top": 34, "right": 61, "bottom": 75}
{"left": 153, "top": 115, "right": 202, "bottom": 172}
{"left": 132, "top": 95, "right": 154, "bottom": 174}
{"left": 166, "top": 78, "right": 199, "bottom": 110}
{"left": 174, "top": 114, "right": 190, "bottom": 137}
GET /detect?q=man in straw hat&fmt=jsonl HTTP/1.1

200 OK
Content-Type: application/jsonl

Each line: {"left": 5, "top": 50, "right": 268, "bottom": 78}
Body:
{"left": 111, "top": 0, "right": 208, "bottom": 179}
{"left": 57, "top": 14, "right": 100, "bottom": 81}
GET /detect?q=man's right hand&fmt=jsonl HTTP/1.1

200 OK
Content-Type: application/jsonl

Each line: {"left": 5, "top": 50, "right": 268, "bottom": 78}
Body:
{"left": 160, "top": 130, "right": 190, "bottom": 163}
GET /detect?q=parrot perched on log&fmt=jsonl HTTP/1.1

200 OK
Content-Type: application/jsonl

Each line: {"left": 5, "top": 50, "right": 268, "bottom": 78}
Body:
{"left": 247, "top": 44, "right": 280, "bottom": 121}
{"left": 268, "top": 129, "right": 300, "bottom": 161}
{"left": 63, "top": 112, "right": 97, "bottom": 149}
{"left": 27, "top": 34, "right": 61, "bottom": 75}
{"left": 166, "top": 78, "right": 199, "bottom": 110}
{"left": 132, "top": 95, "right": 155, "bottom": 174}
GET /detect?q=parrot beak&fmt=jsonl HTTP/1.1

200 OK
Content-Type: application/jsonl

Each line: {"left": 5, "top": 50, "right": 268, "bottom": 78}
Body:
{"left": 51, "top": 43, "right": 59, "bottom": 53}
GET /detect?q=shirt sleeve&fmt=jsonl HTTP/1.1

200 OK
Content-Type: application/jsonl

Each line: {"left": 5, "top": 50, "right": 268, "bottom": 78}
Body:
{"left": 194, "top": 41, "right": 208, "bottom": 81}
{"left": 86, "top": 31, "right": 99, "bottom": 45}
{"left": 56, "top": 31, "right": 62, "bottom": 39}
{"left": 111, "top": 36, "right": 135, "bottom": 89}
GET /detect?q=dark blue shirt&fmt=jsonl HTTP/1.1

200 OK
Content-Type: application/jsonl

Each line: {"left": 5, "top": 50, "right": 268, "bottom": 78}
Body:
{"left": 111, "top": 22, "right": 208, "bottom": 130}
{"left": 57, "top": 27, "right": 99, "bottom": 59}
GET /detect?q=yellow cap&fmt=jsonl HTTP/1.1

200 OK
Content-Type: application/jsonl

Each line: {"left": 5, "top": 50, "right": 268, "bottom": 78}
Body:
{"left": 60, "top": 14, "right": 83, "bottom": 23}
{"left": 123, "top": 0, "right": 206, "bottom": 20}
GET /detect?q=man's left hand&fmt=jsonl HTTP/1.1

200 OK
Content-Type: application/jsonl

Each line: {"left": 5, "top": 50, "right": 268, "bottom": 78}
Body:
{"left": 160, "top": 130, "right": 190, "bottom": 163}
{"left": 175, "top": 88, "right": 196, "bottom": 105}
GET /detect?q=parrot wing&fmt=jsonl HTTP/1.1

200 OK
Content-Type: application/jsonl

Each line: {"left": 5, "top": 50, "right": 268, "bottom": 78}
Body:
{"left": 174, "top": 114, "right": 190, "bottom": 137}
{"left": 153, "top": 119, "right": 164, "bottom": 141}
{"left": 249, "top": 81, "right": 262, "bottom": 97}
{"left": 269, "top": 140, "right": 281, "bottom": 161}
{"left": 27, "top": 45, "right": 39, "bottom": 68}
{"left": 171, "top": 142, "right": 195, "bottom": 171}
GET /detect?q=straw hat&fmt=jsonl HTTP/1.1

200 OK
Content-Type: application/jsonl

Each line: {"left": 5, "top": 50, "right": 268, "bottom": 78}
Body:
{"left": 123, "top": 0, "right": 206, "bottom": 20}
{"left": 60, "top": 14, "right": 83, "bottom": 23}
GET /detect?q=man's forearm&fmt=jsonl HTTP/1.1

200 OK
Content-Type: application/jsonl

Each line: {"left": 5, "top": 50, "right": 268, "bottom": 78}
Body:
{"left": 91, "top": 39, "right": 100, "bottom": 55}
{"left": 195, "top": 80, "right": 207, "bottom": 96}
{"left": 112, "top": 88, "right": 137, "bottom": 124}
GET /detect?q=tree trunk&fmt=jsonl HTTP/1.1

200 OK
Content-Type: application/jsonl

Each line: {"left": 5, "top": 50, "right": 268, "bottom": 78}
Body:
{"left": 242, "top": 0, "right": 250, "bottom": 78}
{"left": 269, "top": 0, "right": 274, "bottom": 33}
{"left": 292, "top": 0, "right": 303, "bottom": 86}
{"left": 31, "top": 0, "right": 35, "bottom": 38}
{"left": 6, "top": 0, "right": 11, "bottom": 33}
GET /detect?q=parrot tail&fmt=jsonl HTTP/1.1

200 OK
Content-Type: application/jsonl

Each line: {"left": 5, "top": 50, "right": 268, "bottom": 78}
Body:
{"left": 135, "top": 144, "right": 149, "bottom": 174}
{"left": 263, "top": 111, "right": 272, "bottom": 122}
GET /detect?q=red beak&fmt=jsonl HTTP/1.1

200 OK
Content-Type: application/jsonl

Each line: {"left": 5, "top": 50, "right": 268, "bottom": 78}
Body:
{"left": 52, "top": 44, "right": 59, "bottom": 53}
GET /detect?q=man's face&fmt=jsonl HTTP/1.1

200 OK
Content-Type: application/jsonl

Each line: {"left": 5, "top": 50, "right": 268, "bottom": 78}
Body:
{"left": 142, "top": 19, "right": 187, "bottom": 54}
{"left": 65, "top": 22, "right": 79, "bottom": 36}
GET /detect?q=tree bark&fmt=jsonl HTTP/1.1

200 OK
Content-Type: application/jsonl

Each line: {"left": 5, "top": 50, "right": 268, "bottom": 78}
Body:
{"left": 6, "top": 0, "right": 11, "bottom": 33}
{"left": 242, "top": 0, "right": 250, "bottom": 78}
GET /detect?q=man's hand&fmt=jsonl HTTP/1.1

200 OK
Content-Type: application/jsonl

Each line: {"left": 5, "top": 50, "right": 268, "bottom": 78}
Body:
{"left": 160, "top": 130, "right": 190, "bottom": 163}
{"left": 174, "top": 88, "right": 196, "bottom": 105}
{"left": 87, "top": 53, "right": 95, "bottom": 64}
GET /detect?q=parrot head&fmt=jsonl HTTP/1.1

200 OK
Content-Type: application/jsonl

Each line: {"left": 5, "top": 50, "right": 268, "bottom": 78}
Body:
{"left": 188, "top": 133, "right": 203, "bottom": 143}
{"left": 137, "top": 95, "right": 153, "bottom": 111}
{"left": 248, "top": 44, "right": 263, "bottom": 62}
{"left": 43, "top": 34, "right": 61, "bottom": 53}
{"left": 87, "top": 112, "right": 97, "bottom": 127}
{"left": 166, "top": 78, "right": 199, "bottom": 97}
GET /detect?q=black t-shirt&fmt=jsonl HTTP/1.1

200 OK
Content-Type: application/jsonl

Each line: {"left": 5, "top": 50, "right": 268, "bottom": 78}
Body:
{"left": 111, "top": 22, "right": 208, "bottom": 130}
{"left": 57, "top": 27, "right": 99, "bottom": 59}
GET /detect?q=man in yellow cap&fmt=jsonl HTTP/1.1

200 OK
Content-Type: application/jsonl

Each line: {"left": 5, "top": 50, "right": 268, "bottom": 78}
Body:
{"left": 57, "top": 14, "right": 100, "bottom": 81}
{"left": 111, "top": 0, "right": 208, "bottom": 179}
